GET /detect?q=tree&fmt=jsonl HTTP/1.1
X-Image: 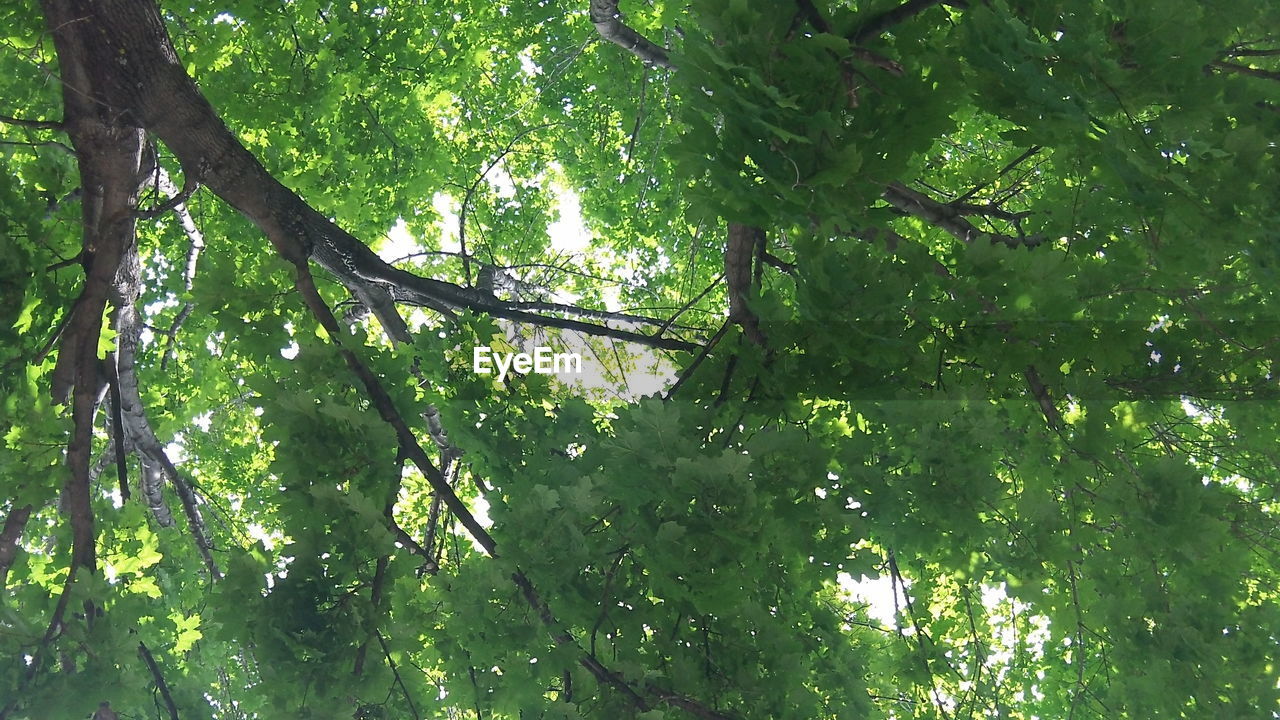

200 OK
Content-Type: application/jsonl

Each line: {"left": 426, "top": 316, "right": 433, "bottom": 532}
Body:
{"left": 1, "top": 0, "right": 1278, "bottom": 717}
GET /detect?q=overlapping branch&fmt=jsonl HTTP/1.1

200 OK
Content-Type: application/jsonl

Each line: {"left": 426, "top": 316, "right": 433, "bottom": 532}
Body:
{"left": 110, "top": 242, "right": 220, "bottom": 578}
{"left": 2, "top": 23, "right": 152, "bottom": 704}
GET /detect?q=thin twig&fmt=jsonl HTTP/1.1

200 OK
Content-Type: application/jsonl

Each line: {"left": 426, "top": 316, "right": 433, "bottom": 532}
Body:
{"left": 137, "top": 178, "right": 198, "bottom": 219}
{"left": 377, "top": 630, "right": 422, "bottom": 719}
{"left": 458, "top": 123, "right": 558, "bottom": 285}
{"left": 0, "top": 113, "right": 63, "bottom": 130}
{"left": 0, "top": 138, "right": 74, "bottom": 154}
{"left": 653, "top": 273, "right": 723, "bottom": 337}
{"left": 138, "top": 642, "right": 181, "bottom": 720}
{"left": 664, "top": 321, "right": 730, "bottom": 401}
{"left": 952, "top": 146, "right": 1042, "bottom": 204}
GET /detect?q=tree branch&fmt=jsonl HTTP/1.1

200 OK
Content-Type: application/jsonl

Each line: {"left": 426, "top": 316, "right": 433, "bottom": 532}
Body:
{"left": 665, "top": 321, "right": 731, "bottom": 400}
{"left": 949, "top": 201, "right": 1031, "bottom": 222}
{"left": 882, "top": 182, "right": 1042, "bottom": 248}
{"left": 138, "top": 642, "right": 181, "bottom": 720}
{"left": 0, "top": 138, "right": 74, "bottom": 154}
{"left": 654, "top": 273, "right": 724, "bottom": 337}
{"left": 952, "top": 145, "right": 1042, "bottom": 204}
{"left": 0, "top": 504, "right": 33, "bottom": 588}
{"left": 41, "top": 0, "right": 701, "bottom": 353}
{"left": 726, "top": 223, "right": 766, "bottom": 346}
{"left": 150, "top": 166, "right": 205, "bottom": 371}
{"left": 500, "top": 298, "right": 693, "bottom": 332}
{"left": 0, "top": 112, "right": 63, "bottom": 130}
{"left": 590, "top": 0, "right": 674, "bottom": 69}
{"left": 1024, "top": 364, "right": 1064, "bottom": 431}
{"left": 851, "top": 0, "right": 948, "bottom": 45}
{"left": 137, "top": 175, "right": 198, "bottom": 220}
{"left": 1209, "top": 59, "right": 1280, "bottom": 82}
{"left": 111, "top": 240, "right": 216, "bottom": 574}
{"left": 377, "top": 630, "right": 423, "bottom": 719}
{"left": 104, "top": 384, "right": 130, "bottom": 502}
{"left": 10, "top": 25, "right": 152, "bottom": 694}
{"left": 794, "top": 0, "right": 832, "bottom": 34}
{"left": 1224, "top": 46, "right": 1280, "bottom": 58}
{"left": 457, "top": 124, "right": 557, "bottom": 287}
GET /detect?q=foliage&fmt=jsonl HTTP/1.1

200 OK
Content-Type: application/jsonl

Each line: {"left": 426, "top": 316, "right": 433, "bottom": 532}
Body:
{"left": 2, "top": 0, "right": 1279, "bottom": 718}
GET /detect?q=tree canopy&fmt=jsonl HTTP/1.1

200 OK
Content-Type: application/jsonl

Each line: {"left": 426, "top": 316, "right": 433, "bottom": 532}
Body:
{"left": 2, "top": 0, "right": 1279, "bottom": 718}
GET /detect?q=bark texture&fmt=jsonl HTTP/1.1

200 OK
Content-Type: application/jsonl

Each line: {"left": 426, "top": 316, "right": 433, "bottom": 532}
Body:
{"left": 590, "top": 0, "right": 674, "bottom": 69}
{"left": 725, "top": 223, "right": 767, "bottom": 346}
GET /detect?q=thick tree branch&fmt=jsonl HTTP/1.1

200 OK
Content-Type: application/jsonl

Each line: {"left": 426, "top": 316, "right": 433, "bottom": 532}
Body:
{"left": 12, "top": 10, "right": 153, "bottom": 694}
{"left": 107, "top": 228, "right": 217, "bottom": 573}
{"left": 1024, "top": 364, "right": 1064, "bottom": 431}
{"left": 761, "top": 251, "right": 796, "bottom": 274}
{"left": 139, "top": 461, "right": 176, "bottom": 528}
{"left": 949, "top": 201, "right": 1031, "bottom": 222}
{"left": 145, "top": 165, "right": 205, "bottom": 371}
{"left": 391, "top": 520, "right": 435, "bottom": 566}
{"left": 476, "top": 302, "right": 697, "bottom": 350}
{"left": 1209, "top": 60, "right": 1280, "bottom": 82}
{"left": 794, "top": 0, "right": 832, "bottom": 34}
{"left": 54, "top": 110, "right": 149, "bottom": 639}
{"left": 105, "top": 374, "right": 130, "bottom": 502}
{"left": 501, "top": 298, "right": 693, "bottom": 333}
{"left": 882, "top": 182, "right": 1042, "bottom": 248}
{"left": 137, "top": 642, "right": 181, "bottom": 720}
{"left": 0, "top": 504, "right": 33, "bottom": 588}
{"left": 1225, "top": 45, "right": 1280, "bottom": 58}
{"left": 726, "top": 224, "right": 766, "bottom": 346}
{"left": 851, "top": 0, "right": 948, "bottom": 45}
{"left": 590, "top": 0, "right": 674, "bottom": 69}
